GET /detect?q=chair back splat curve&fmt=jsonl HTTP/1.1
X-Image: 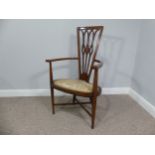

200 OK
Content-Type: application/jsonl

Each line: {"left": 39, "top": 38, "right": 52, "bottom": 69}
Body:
{"left": 77, "top": 26, "right": 103, "bottom": 82}
{"left": 46, "top": 26, "right": 104, "bottom": 129}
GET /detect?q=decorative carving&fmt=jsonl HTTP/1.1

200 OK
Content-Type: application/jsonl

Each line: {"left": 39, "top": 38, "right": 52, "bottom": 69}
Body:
{"left": 77, "top": 26, "right": 103, "bottom": 81}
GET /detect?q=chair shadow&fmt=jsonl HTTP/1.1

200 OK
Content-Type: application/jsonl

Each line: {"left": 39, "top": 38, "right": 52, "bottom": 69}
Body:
{"left": 94, "top": 95, "right": 111, "bottom": 126}
{"left": 100, "top": 34, "right": 126, "bottom": 87}
{"left": 0, "top": 77, "right": 14, "bottom": 89}
{"left": 53, "top": 96, "right": 92, "bottom": 126}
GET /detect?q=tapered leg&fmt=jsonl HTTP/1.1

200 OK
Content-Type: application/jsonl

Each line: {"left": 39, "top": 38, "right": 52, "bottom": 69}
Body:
{"left": 73, "top": 94, "right": 76, "bottom": 104}
{"left": 91, "top": 96, "right": 97, "bottom": 129}
{"left": 50, "top": 86, "right": 55, "bottom": 114}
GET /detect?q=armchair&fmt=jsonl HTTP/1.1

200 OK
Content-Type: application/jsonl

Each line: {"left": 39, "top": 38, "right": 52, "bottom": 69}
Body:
{"left": 46, "top": 26, "right": 104, "bottom": 129}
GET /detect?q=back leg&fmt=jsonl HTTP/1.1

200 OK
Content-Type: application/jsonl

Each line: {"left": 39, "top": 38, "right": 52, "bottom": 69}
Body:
{"left": 73, "top": 94, "right": 76, "bottom": 104}
{"left": 50, "top": 86, "right": 55, "bottom": 114}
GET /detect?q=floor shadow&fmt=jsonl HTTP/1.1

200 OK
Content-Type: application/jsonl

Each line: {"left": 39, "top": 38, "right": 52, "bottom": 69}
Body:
{"left": 52, "top": 96, "right": 92, "bottom": 126}
{"left": 95, "top": 95, "right": 111, "bottom": 126}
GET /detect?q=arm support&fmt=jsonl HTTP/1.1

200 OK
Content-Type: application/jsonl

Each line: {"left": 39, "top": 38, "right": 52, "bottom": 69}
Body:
{"left": 91, "top": 59, "right": 103, "bottom": 95}
{"left": 46, "top": 57, "right": 78, "bottom": 86}
{"left": 46, "top": 57, "right": 78, "bottom": 63}
{"left": 91, "top": 59, "right": 103, "bottom": 70}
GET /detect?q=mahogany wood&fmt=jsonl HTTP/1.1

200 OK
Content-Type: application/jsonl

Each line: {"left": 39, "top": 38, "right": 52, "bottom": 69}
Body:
{"left": 54, "top": 102, "right": 91, "bottom": 106}
{"left": 46, "top": 26, "right": 104, "bottom": 129}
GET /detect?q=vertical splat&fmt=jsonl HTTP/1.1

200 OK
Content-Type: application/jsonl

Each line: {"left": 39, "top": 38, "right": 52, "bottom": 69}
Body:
{"left": 77, "top": 26, "right": 103, "bottom": 81}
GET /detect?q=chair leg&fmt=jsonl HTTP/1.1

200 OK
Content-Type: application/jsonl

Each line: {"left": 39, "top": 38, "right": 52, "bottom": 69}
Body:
{"left": 50, "top": 86, "right": 55, "bottom": 114}
{"left": 73, "top": 94, "right": 76, "bottom": 104}
{"left": 91, "top": 96, "right": 97, "bottom": 129}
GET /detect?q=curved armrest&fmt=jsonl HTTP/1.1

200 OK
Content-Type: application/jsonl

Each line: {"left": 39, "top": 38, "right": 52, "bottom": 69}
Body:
{"left": 46, "top": 57, "right": 78, "bottom": 85}
{"left": 91, "top": 59, "right": 103, "bottom": 95}
{"left": 92, "top": 59, "right": 103, "bottom": 70}
{"left": 46, "top": 57, "right": 78, "bottom": 63}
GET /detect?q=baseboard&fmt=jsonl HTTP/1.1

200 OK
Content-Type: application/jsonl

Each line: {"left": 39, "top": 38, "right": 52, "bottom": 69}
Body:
{"left": 102, "top": 87, "right": 130, "bottom": 95}
{"left": 0, "top": 87, "right": 155, "bottom": 119}
{"left": 0, "top": 89, "right": 64, "bottom": 97}
{"left": 0, "top": 87, "right": 130, "bottom": 97}
{"left": 129, "top": 88, "right": 155, "bottom": 118}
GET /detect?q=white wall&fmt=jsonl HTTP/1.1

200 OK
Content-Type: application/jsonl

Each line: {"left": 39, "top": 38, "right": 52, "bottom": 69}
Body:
{"left": 132, "top": 20, "right": 155, "bottom": 105}
{"left": 0, "top": 19, "right": 141, "bottom": 89}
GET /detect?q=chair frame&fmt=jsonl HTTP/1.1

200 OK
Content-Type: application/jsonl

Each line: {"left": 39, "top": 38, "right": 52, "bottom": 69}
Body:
{"left": 46, "top": 26, "right": 104, "bottom": 129}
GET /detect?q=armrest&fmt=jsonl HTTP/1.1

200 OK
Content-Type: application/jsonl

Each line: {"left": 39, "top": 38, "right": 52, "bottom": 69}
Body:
{"left": 91, "top": 59, "right": 103, "bottom": 70}
{"left": 46, "top": 57, "right": 78, "bottom": 63}
{"left": 91, "top": 59, "right": 103, "bottom": 95}
{"left": 46, "top": 57, "right": 78, "bottom": 85}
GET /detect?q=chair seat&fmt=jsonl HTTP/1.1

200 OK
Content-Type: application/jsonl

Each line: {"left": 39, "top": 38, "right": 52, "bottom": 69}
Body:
{"left": 53, "top": 79, "right": 93, "bottom": 94}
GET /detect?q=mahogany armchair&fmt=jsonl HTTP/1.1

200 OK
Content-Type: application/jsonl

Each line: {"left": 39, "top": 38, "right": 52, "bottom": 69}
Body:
{"left": 46, "top": 26, "right": 104, "bottom": 129}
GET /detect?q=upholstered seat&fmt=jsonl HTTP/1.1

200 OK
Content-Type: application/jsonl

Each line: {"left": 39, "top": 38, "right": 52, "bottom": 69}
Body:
{"left": 54, "top": 79, "right": 93, "bottom": 94}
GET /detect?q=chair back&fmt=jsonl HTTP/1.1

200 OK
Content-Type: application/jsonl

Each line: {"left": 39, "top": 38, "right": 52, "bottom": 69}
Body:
{"left": 77, "top": 26, "right": 103, "bottom": 81}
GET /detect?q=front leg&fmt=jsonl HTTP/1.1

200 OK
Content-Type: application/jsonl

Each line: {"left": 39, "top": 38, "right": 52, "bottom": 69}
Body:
{"left": 50, "top": 86, "right": 55, "bottom": 114}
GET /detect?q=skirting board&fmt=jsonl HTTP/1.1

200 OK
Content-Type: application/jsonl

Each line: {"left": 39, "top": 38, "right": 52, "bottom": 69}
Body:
{"left": 0, "top": 87, "right": 155, "bottom": 118}
{"left": 0, "top": 89, "right": 50, "bottom": 97}
{"left": 129, "top": 89, "right": 155, "bottom": 118}
{"left": 0, "top": 89, "right": 64, "bottom": 97}
{"left": 102, "top": 87, "right": 130, "bottom": 95}
{"left": 0, "top": 87, "right": 130, "bottom": 97}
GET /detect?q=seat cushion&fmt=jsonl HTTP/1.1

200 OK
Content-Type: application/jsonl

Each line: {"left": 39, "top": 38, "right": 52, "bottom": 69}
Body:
{"left": 53, "top": 79, "right": 93, "bottom": 94}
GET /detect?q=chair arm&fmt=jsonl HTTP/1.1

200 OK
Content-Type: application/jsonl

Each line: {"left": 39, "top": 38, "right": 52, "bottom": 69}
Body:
{"left": 45, "top": 57, "right": 78, "bottom": 63}
{"left": 91, "top": 59, "right": 103, "bottom": 70}
{"left": 46, "top": 57, "right": 78, "bottom": 86}
{"left": 91, "top": 59, "right": 103, "bottom": 95}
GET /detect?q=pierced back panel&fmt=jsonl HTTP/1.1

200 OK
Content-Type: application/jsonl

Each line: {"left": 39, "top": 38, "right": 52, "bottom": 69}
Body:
{"left": 77, "top": 26, "right": 103, "bottom": 81}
